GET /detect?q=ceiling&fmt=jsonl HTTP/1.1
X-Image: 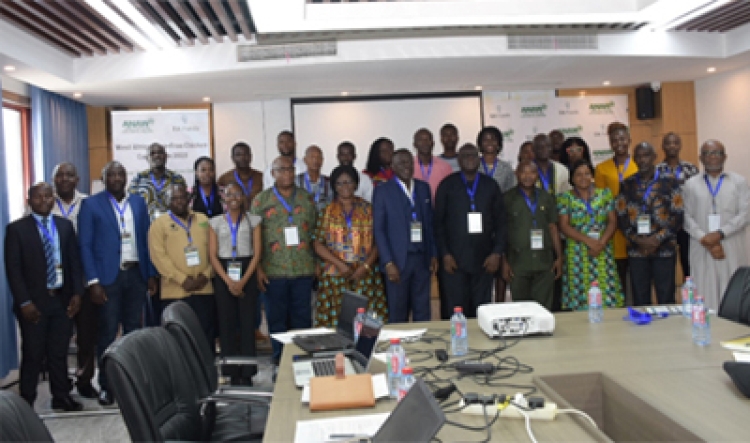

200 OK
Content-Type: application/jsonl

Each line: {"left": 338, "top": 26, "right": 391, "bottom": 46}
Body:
{"left": 1, "top": 0, "right": 750, "bottom": 105}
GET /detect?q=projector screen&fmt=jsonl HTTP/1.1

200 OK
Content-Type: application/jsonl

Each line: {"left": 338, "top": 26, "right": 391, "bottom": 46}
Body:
{"left": 292, "top": 94, "right": 483, "bottom": 175}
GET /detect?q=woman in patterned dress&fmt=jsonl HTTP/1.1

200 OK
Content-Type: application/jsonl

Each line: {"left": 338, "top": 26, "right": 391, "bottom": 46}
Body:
{"left": 312, "top": 165, "right": 388, "bottom": 326}
{"left": 557, "top": 160, "right": 624, "bottom": 310}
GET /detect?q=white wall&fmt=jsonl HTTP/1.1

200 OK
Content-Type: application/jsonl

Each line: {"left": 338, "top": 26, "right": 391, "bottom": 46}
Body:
{"left": 0, "top": 74, "right": 29, "bottom": 97}
{"left": 695, "top": 63, "right": 750, "bottom": 253}
{"left": 212, "top": 99, "right": 291, "bottom": 176}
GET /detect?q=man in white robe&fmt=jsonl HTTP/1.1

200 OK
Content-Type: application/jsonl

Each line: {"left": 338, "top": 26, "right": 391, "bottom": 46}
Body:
{"left": 683, "top": 140, "right": 749, "bottom": 311}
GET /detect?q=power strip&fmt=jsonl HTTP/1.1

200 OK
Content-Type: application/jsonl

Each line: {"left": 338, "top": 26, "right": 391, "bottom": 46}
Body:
{"left": 459, "top": 399, "right": 558, "bottom": 420}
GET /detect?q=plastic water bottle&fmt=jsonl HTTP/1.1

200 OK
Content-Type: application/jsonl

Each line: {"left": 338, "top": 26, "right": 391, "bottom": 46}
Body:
{"left": 386, "top": 338, "right": 405, "bottom": 398}
{"left": 692, "top": 295, "right": 711, "bottom": 346}
{"left": 588, "top": 281, "right": 603, "bottom": 323}
{"left": 450, "top": 307, "right": 468, "bottom": 356}
{"left": 397, "top": 367, "right": 416, "bottom": 402}
{"left": 352, "top": 308, "right": 366, "bottom": 343}
{"left": 682, "top": 277, "right": 695, "bottom": 318}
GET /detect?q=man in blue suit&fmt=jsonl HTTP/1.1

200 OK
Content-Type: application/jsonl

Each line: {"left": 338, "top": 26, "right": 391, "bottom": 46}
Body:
{"left": 373, "top": 149, "right": 438, "bottom": 323}
{"left": 78, "top": 161, "right": 157, "bottom": 406}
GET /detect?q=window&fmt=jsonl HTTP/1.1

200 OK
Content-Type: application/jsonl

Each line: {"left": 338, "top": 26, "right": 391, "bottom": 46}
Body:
{"left": 2, "top": 104, "right": 31, "bottom": 221}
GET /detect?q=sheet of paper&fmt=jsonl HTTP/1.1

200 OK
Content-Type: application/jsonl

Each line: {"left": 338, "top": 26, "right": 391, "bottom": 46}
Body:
{"left": 377, "top": 328, "right": 427, "bottom": 342}
{"left": 734, "top": 352, "right": 750, "bottom": 363}
{"left": 294, "top": 413, "right": 389, "bottom": 443}
{"left": 301, "top": 373, "right": 390, "bottom": 403}
{"left": 271, "top": 327, "right": 334, "bottom": 345}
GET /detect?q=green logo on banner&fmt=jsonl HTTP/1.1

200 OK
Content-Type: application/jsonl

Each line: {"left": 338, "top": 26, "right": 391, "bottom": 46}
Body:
{"left": 122, "top": 118, "right": 155, "bottom": 133}
{"left": 520, "top": 104, "right": 547, "bottom": 117}
{"left": 560, "top": 125, "right": 583, "bottom": 136}
{"left": 589, "top": 101, "right": 616, "bottom": 114}
{"left": 502, "top": 129, "right": 514, "bottom": 142}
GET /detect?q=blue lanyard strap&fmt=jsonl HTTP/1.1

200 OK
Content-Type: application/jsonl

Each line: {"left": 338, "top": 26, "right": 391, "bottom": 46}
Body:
{"left": 225, "top": 212, "right": 242, "bottom": 259}
{"left": 169, "top": 212, "right": 193, "bottom": 244}
{"left": 520, "top": 188, "right": 539, "bottom": 228}
{"left": 304, "top": 172, "right": 323, "bottom": 203}
{"left": 536, "top": 162, "right": 554, "bottom": 192}
{"left": 704, "top": 174, "right": 724, "bottom": 213}
{"left": 108, "top": 194, "right": 129, "bottom": 230}
{"left": 481, "top": 158, "right": 498, "bottom": 177}
{"left": 675, "top": 165, "right": 683, "bottom": 181}
{"left": 234, "top": 170, "right": 254, "bottom": 197}
{"left": 396, "top": 179, "right": 418, "bottom": 221}
{"left": 574, "top": 187, "right": 595, "bottom": 217}
{"left": 199, "top": 186, "right": 214, "bottom": 216}
{"left": 460, "top": 172, "right": 479, "bottom": 212}
{"left": 35, "top": 217, "right": 58, "bottom": 263}
{"left": 150, "top": 173, "right": 166, "bottom": 192}
{"left": 418, "top": 158, "right": 433, "bottom": 181}
{"left": 56, "top": 199, "right": 76, "bottom": 218}
{"left": 614, "top": 157, "right": 630, "bottom": 183}
{"left": 272, "top": 186, "right": 296, "bottom": 224}
{"left": 636, "top": 170, "right": 660, "bottom": 212}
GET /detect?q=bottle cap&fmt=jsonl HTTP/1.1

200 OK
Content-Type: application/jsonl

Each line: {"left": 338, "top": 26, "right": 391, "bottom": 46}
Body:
{"left": 402, "top": 367, "right": 413, "bottom": 375}
{"left": 357, "top": 307, "right": 366, "bottom": 313}
{"left": 390, "top": 338, "right": 401, "bottom": 344}
{"left": 454, "top": 306, "right": 463, "bottom": 312}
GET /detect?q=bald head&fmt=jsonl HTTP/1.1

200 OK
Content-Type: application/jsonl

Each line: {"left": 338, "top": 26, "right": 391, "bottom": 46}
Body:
{"left": 633, "top": 142, "right": 657, "bottom": 174}
{"left": 304, "top": 145, "right": 324, "bottom": 173}
{"left": 272, "top": 156, "right": 295, "bottom": 188}
{"left": 700, "top": 139, "right": 727, "bottom": 173}
{"left": 53, "top": 162, "right": 79, "bottom": 198}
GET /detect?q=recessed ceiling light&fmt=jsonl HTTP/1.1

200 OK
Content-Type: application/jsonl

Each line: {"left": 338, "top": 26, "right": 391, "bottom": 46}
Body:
{"left": 341, "top": 91, "right": 349, "bottom": 96}
{"left": 73, "top": 92, "right": 82, "bottom": 98}
{"left": 707, "top": 67, "right": 716, "bottom": 73}
{"left": 579, "top": 90, "right": 586, "bottom": 96}
{"left": 202, "top": 97, "right": 211, "bottom": 102}
{"left": 474, "top": 86, "right": 482, "bottom": 91}
{"left": 602, "top": 81, "right": 611, "bottom": 86}
{"left": 4, "top": 65, "right": 16, "bottom": 72}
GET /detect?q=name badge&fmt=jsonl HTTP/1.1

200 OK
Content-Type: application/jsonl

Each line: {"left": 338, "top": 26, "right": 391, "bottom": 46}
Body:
{"left": 410, "top": 221, "right": 422, "bottom": 243}
{"left": 467, "top": 212, "right": 483, "bottom": 234}
{"left": 227, "top": 261, "right": 242, "bottom": 282}
{"left": 121, "top": 232, "right": 134, "bottom": 258}
{"left": 54, "top": 264, "right": 64, "bottom": 287}
{"left": 637, "top": 215, "right": 651, "bottom": 235}
{"left": 284, "top": 226, "right": 300, "bottom": 246}
{"left": 587, "top": 227, "right": 601, "bottom": 240}
{"left": 531, "top": 229, "right": 544, "bottom": 250}
{"left": 184, "top": 246, "right": 200, "bottom": 267}
{"left": 341, "top": 244, "right": 355, "bottom": 263}
{"left": 708, "top": 214, "right": 721, "bottom": 232}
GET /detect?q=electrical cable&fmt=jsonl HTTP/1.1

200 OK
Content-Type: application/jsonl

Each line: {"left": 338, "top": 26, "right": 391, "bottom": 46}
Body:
{"left": 557, "top": 409, "right": 599, "bottom": 429}
{"left": 512, "top": 401, "right": 538, "bottom": 443}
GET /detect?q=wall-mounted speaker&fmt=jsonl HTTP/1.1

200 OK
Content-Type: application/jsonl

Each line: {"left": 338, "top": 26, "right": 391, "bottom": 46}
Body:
{"left": 636, "top": 86, "right": 656, "bottom": 120}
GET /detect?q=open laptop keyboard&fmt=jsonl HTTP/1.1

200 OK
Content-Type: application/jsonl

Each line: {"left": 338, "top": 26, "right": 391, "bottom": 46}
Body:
{"left": 311, "top": 359, "right": 337, "bottom": 377}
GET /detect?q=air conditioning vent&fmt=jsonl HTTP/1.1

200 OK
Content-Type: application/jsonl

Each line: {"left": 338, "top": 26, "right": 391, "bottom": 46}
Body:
{"left": 508, "top": 34, "right": 598, "bottom": 50}
{"left": 237, "top": 41, "right": 337, "bottom": 61}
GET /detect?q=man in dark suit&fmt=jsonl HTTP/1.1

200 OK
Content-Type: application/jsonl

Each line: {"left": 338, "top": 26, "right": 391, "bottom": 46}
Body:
{"left": 5, "top": 183, "right": 83, "bottom": 411}
{"left": 373, "top": 149, "right": 438, "bottom": 323}
{"left": 78, "top": 161, "right": 157, "bottom": 406}
{"left": 435, "top": 144, "right": 507, "bottom": 319}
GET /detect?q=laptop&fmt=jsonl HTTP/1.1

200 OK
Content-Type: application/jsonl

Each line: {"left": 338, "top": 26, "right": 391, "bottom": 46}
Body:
{"left": 293, "top": 291, "right": 369, "bottom": 353}
{"left": 292, "top": 315, "right": 381, "bottom": 387}
{"left": 371, "top": 379, "right": 446, "bottom": 442}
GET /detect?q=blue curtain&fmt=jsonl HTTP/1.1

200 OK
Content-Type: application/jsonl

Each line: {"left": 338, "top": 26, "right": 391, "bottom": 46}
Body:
{"left": 0, "top": 78, "right": 20, "bottom": 379}
{"left": 30, "top": 86, "right": 90, "bottom": 192}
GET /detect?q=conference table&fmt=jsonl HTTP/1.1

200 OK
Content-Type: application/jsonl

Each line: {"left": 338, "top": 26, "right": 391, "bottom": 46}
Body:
{"left": 263, "top": 308, "right": 750, "bottom": 442}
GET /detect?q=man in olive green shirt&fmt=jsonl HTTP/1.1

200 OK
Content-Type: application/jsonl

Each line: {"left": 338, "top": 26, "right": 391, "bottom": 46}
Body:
{"left": 252, "top": 156, "right": 317, "bottom": 363}
{"left": 503, "top": 161, "right": 562, "bottom": 309}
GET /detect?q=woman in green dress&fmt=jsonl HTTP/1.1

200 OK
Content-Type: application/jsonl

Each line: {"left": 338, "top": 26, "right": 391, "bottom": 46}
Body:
{"left": 312, "top": 165, "right": 388, "bottom": 327}
{"left": 557, "top": 160, "right": 624, "bottom": 310}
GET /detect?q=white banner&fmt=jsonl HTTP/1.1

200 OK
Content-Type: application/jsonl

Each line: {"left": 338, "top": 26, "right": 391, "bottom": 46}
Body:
{"left": 110, "top": 110, "right": 211, "bottom": 186}
{"left": 482, "top": 91, "right": 629, "bottom": 166}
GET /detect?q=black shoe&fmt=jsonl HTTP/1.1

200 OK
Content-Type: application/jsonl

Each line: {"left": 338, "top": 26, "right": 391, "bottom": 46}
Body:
{"left": 98, "top": 389, "right": 114, "bottom": 406}
{"left": 77, "top": 383, "right": 99, "bottom": 399}
{"left": 52, "top": 396, "right": 83, "bottom": 412}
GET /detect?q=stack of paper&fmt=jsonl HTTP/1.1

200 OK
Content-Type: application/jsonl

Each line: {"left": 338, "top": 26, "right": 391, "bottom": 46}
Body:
{"left": 720, "top": 335, "right": 750, "bottom": 362}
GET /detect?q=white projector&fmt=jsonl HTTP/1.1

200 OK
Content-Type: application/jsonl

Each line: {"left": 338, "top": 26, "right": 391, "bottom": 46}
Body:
{"left": 477, "top": 302, "right": 555, "bottom": 338}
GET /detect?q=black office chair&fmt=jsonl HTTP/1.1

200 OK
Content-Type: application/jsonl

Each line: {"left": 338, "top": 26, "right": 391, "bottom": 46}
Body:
{"left": 718, "top": 266, "right": 750, "bottom": 326}
{"left": 0, "top": 391, "right": 54, "bottom": 442}
{"left": 103, "top": 327, "right": 268, "bottom": 442}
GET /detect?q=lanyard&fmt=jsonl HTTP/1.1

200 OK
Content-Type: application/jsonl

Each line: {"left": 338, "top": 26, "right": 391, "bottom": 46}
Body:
{"left": 636, "top": 170, "right": 660, "bottom": 212}
{"left": 56, "top": 199, "right": 76, "bottom": 218}
{"left": 169, "top": 212, "right": 193, "bottom": 244}
{"left": 150, "top": 173, "right": 166, "bottom": 192}
{"left": 481, "top": 158, "right": 498, "bottom": 177}
{"left": 343, "top": 205, "right": 354, "bottom": 240}
{"left": 226, "top": 212, "right": 242, "bottom": 259}
{"left": 614, "top": 157, "right": 630, "bottom": 183}
{"left": 272, "top": 186, "right": 296, "bottom": 224}
{"left": 396, "top": 179, "right": 418, "bottom": 221}
{"left": 574, "top": 187, "right": 595, "bottom": 217}
{"left": 536, "top": 162, "right": 553, "bottom": 192}
{"left": 234, "top": 170, "right": 254, "bottom": 197}
{"left": 35, "top": 217, "right": 58, "bottom": 263}
{"left": 418, "top": 158, "right": 433, "bottom": 181}
{"left": 520, "top": 188, "right": 539, "bottom": 228}
{"left": 108, "top": 194, "right": 129, "bottom": 230}
{"left": 199, "top": 186, "right": 215, "bottom": 216}
{"left": 675, "top": 165, "right": 683, "bottom": 181}
{"left": 304, "top": 172, "right": 324, "bottom": 203}
{"left": 460, "top": 172, "right": 479, "bottom": 212}
{"left": 704, "top": 174, "right": 724, "bottom": 214}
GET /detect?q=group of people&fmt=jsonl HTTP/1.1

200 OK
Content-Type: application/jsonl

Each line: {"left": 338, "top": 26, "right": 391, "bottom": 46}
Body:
{"left": 5, "top": 122, "right": 748, "bottom": 413}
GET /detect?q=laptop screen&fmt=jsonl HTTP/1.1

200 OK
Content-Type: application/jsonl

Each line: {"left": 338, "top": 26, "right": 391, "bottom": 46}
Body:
{"left": 336, "top": 291, "right": 369, "bottom": 340}
{"left": 351, "top": 316, "right": 381, "bottom": 370}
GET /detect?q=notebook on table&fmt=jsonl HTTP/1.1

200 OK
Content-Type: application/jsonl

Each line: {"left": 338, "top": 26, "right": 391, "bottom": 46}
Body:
{"left": 293, "top": 291, "right": 369, "bottom": 353}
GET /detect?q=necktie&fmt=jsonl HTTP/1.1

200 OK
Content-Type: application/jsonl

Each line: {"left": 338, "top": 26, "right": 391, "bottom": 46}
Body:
{"left": 42, "top": 217, "right": 56, "bottom": 287}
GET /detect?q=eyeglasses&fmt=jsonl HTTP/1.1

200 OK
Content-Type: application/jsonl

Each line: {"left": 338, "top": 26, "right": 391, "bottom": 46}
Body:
{"left": 700, "top": 150, "right": 725, "bottom": 158}
{"left": 335, "top": 180, "right": 355, "bottom": 187}
{"left": 272, "top": 166, "right": 295, "bottom": 173}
